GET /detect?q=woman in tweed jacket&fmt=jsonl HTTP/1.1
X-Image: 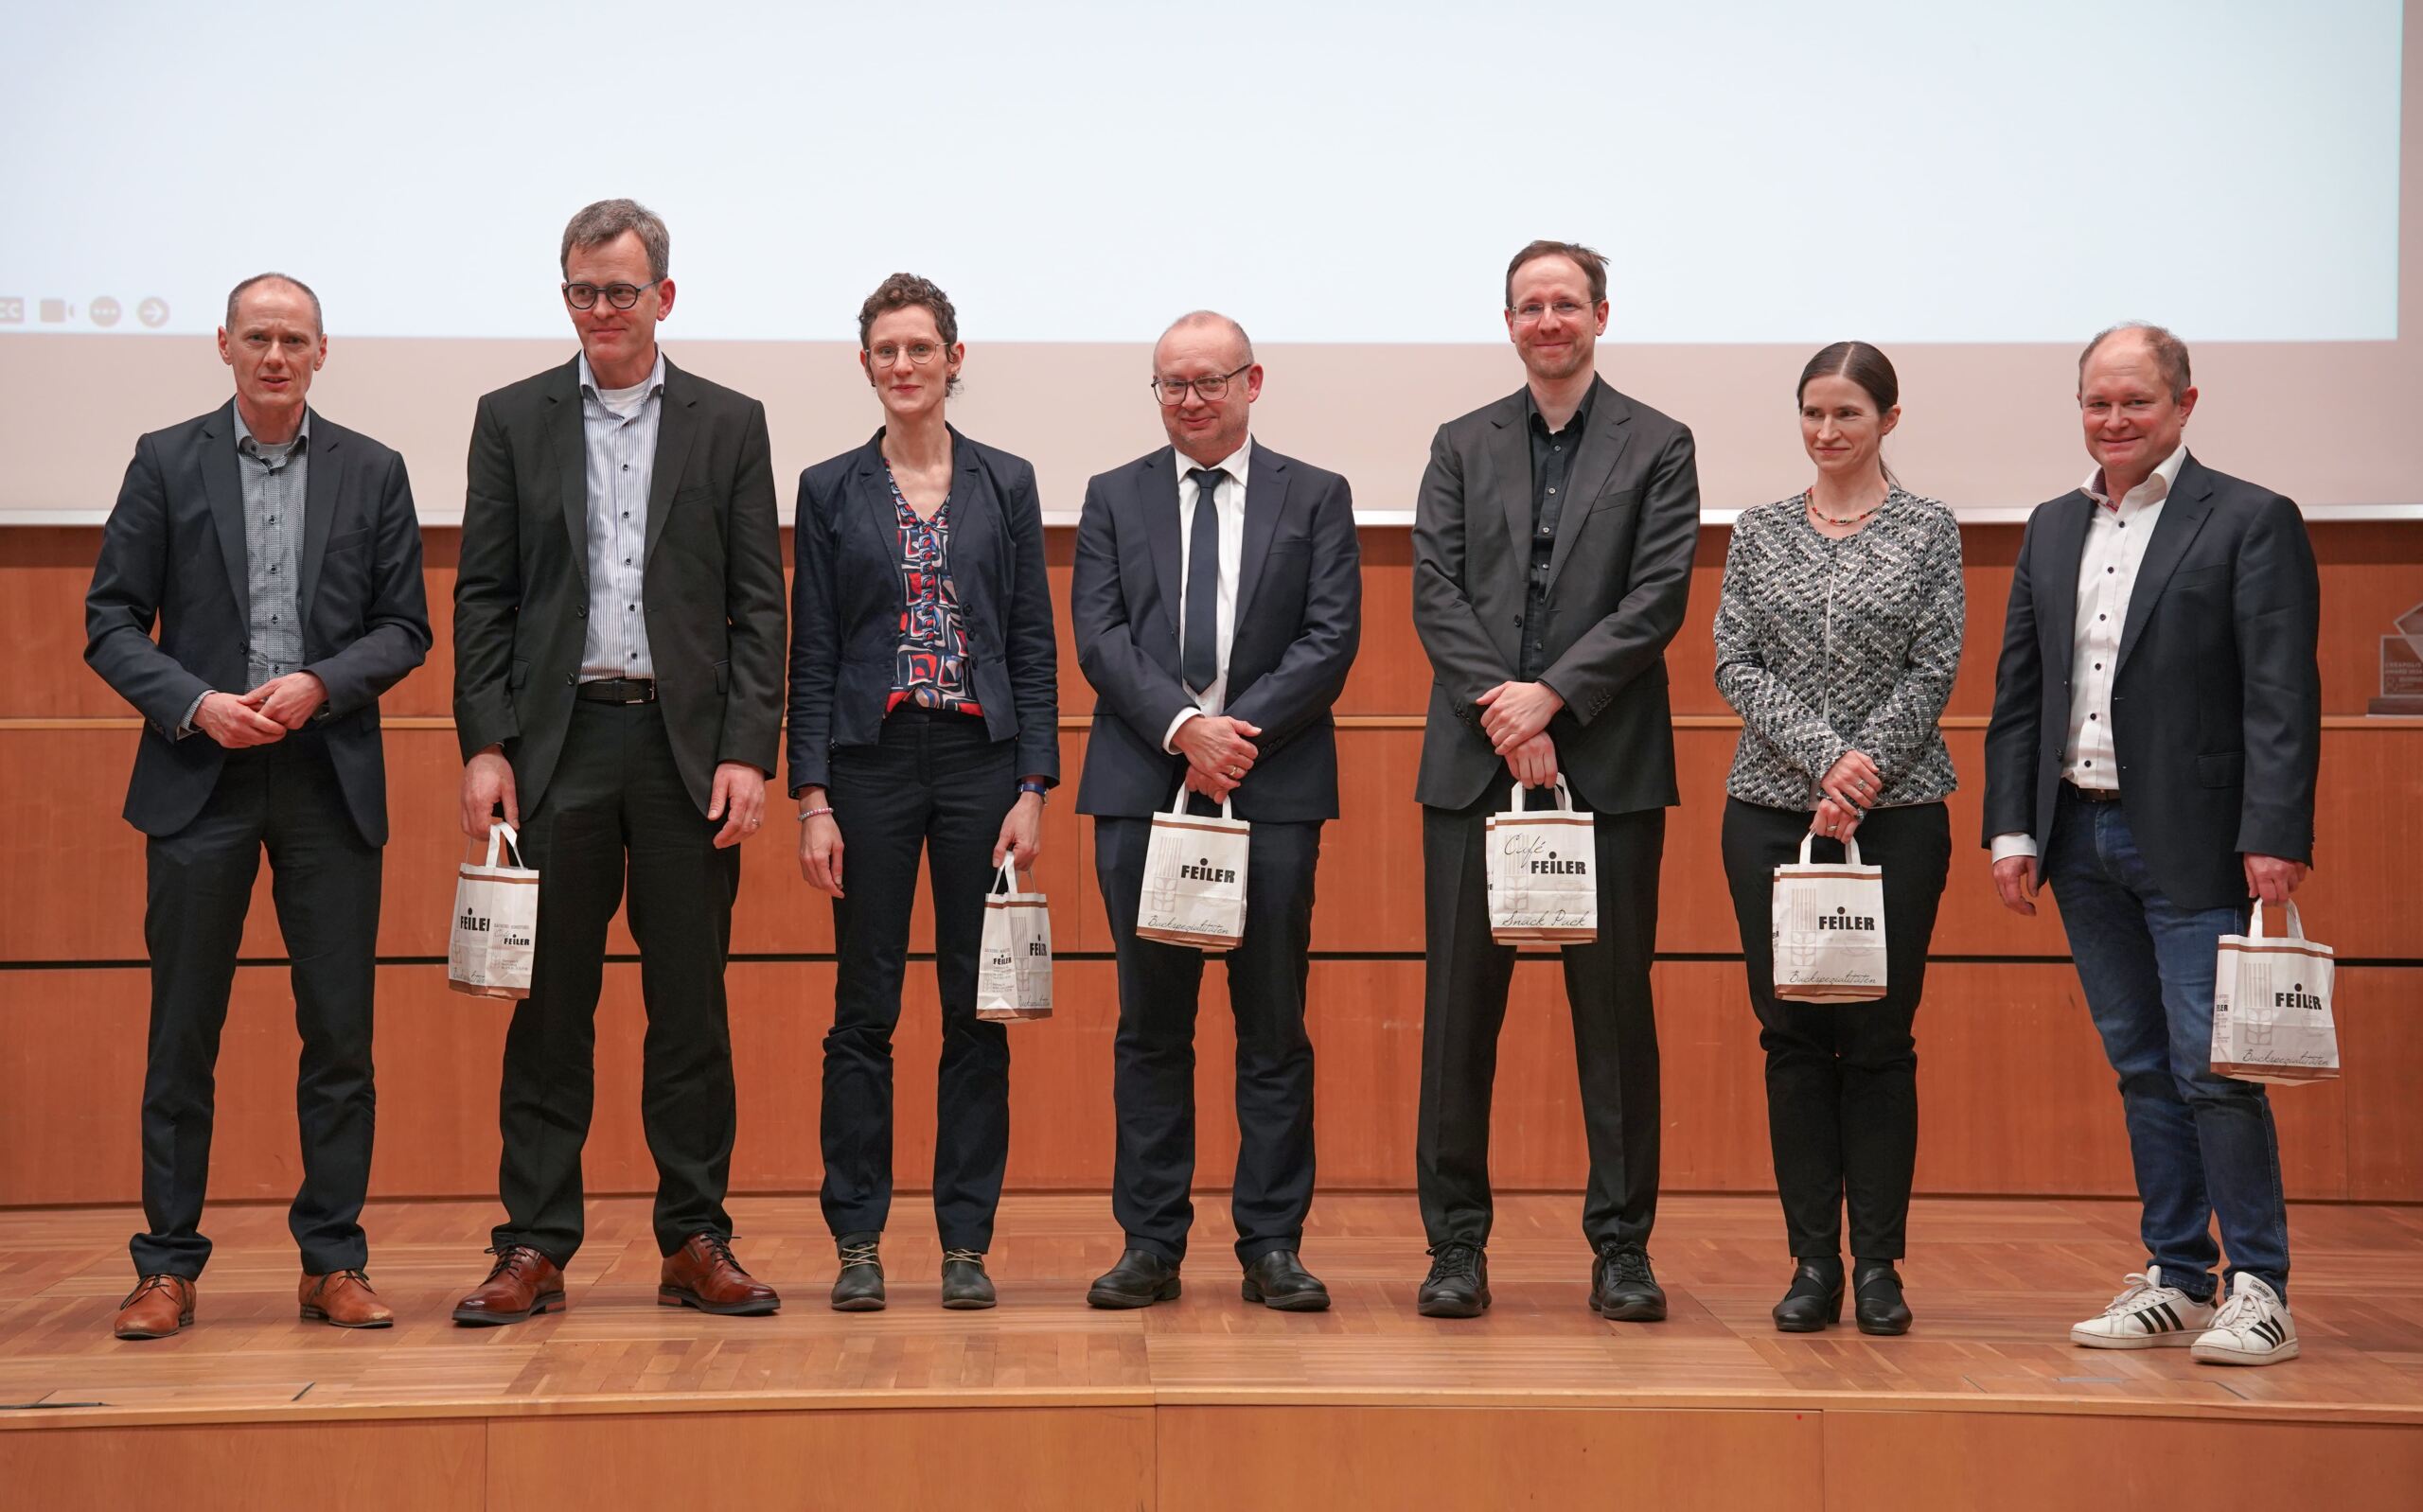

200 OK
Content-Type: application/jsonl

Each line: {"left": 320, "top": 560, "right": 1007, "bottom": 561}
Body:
{"left": 1712, "top": 342, "right": 1962, "bottom": 1339}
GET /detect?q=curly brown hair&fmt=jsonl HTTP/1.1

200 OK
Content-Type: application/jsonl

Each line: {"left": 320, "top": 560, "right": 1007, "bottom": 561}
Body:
{"left": 858, "top": 273, "right": 962, "bottom": 395}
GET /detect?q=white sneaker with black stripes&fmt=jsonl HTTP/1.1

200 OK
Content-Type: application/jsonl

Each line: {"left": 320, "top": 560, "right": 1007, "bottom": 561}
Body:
{"left": 2190, "top": 1274, "right": 2299, "bottom": 1366}
{"left": 2068, "top": 1265, "right": 2216, "bottom": 1348}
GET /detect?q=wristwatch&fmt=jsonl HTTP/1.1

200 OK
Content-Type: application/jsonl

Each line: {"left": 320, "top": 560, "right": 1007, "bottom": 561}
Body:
{"left": 1017, "top": 780, "right": 1050, "bottom": 802}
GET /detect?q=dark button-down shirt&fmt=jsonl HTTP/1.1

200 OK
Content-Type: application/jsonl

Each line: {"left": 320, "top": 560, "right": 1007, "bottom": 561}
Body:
{"left": 1519, "top": 385, "right": 1594, "bottom": 680}
{"left": 233, "top": 405, "right": 308, "bottom": 691}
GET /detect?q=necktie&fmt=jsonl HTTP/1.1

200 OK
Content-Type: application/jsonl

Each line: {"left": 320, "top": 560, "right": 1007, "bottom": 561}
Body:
{"left": 1183, "top": 467, "right": 1223, "bottom": 693}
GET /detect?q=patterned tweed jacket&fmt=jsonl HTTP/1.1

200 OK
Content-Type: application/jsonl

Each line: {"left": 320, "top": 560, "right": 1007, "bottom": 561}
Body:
{"left": 1712, "top": 487, "right": 1964, "bottom": 809}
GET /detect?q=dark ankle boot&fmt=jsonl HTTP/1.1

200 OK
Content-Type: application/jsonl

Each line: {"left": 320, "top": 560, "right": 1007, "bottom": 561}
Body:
{"left": 1853, "top": 1259, "right": 1911, "bottom": 1336}
{"left": 1772, "top": 1257, "right": 1845, "bottom": 1333}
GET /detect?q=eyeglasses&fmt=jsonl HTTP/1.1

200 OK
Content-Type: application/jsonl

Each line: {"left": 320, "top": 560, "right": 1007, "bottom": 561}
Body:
{"left": 868, "top": 342, "right": 947, "bottom": 366}
{"left": 562, "top": 281, "right": 653, "bottom": 310}
{"left": 1510, "top": 300, "right": 1592, "bottom": 325}
{"left": 1151, "top": 362, "right": 1251, "bottom": 406}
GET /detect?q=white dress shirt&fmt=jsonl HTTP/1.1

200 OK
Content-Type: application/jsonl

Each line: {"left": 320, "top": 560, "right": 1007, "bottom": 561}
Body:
{"left": 576, "top": 350, "right": 665, "bottom": 681}
{"left": 1991, "top": 443, "right": 2186, "bottom": 863}
{"left": 1161, "top": 437, "right": 1251, "bottom": 753}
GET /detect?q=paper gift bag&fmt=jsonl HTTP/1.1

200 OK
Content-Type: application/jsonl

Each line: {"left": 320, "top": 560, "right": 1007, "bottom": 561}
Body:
{"left": 449, "top": 821, "right": 539, "bottom": 1000}
{"left": 2211, "top": 900, "right": 2339, "bottom": 1084}
{"left": 1136, "top": 788, "right": 1250, "bottom": 951}
{"left": 977, "top": 860, "right": 1054, "bottom": 1022}
{"left": 1486, "top": 778, "right": 1598, "bottom": 944}
{"left": 1771, "top": 831, "right": 1887, "bottom": 1003}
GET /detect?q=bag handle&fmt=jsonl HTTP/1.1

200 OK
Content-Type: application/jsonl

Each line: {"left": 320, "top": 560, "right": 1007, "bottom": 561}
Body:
{"left": 486, "top": 820, "right": 522, "bottom": 870}
{"left": 994, "top": 858, "right": 1019, "bottom": 896}
{"left": 1168, "top": 785, "right": 1239, "bottom": 822}
{"left": 2247, "top": 898, "right": 2306, "bottom": 941}
{"left": 1506, "top": 775, "right": 1582, "bottom": 814}
{"left": 1795, "top": 831, "right": 1864, "bottom": 868}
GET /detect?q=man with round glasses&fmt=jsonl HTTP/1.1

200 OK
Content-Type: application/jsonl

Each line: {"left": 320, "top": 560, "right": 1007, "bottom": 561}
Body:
{"left": 1070, "top": 310, "right": 1362, "bottom": 1310}
{"left": 451, "top": 198, "right": 788, "bottom": 1325}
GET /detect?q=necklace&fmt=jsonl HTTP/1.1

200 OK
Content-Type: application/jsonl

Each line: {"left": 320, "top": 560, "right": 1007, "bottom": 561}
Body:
{"left": 1805, "top": 489, "right": 1885, "bottom": 527}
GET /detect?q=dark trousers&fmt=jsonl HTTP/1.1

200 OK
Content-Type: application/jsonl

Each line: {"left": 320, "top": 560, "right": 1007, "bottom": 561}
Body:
{"left": 1094, "top": 808, "right": 1321, "bottom": 1266}
{"left": 820, "top": 710, "right": 1016, "bottom": 1253}
{"left": 494, "top": 701, "right": 740, "bottom": 1264}
{"left": 1721, "top": 798, "right": 1951, "bottom": 1261}
{"left": 1417, "top": 794, "right": 1665, "bottom": 1253}
{"left": 135, "top": 736, "right": 380, "bottom": 1278}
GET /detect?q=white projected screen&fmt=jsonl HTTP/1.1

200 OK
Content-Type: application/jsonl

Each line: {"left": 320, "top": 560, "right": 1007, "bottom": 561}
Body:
{"left": 0, "top": 0, "right": 2403, "bottom": 345}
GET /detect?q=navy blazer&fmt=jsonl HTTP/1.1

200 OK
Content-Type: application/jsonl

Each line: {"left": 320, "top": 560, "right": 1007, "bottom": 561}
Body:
{"left": 1983, "top": 453, "right": 2322, "bottom": 911}
{"left": 84, "top": 402, "right": 433, "bottom": 844}
{"left": 1070, "top": 441, "right": 1360, "bottom": 822}
{"left": 787, "top": 428, "right": 1059, "bottom": 795}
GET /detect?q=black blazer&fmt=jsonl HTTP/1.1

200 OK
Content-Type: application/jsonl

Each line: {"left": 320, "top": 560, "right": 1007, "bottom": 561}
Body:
{"left": 1411, "top": 377, "right": 1700, "bottom": 814}
{"left": 1983, "top": 453, "right": 2321, "bottom": 912}
{"left": 786, "top": 428, "right": 1059, "bottom": 794}
{"left": 453, "top": 355, "right": 787, "bottom": 817}
{"left": 84, "top": 403, "right": 431, "bottom": 844}
{"left": 1070, "top": 442, "right": 1360, "bottom": 822}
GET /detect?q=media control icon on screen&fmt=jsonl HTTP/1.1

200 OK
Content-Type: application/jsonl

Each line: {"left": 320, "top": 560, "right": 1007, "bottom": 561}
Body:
{"left": 137, "top": 297, "right": 168, "bottom": 328}
{"left": 39, "top": 298, "right": 69, "bottom": 323}
{"left": 90, "top": 296, "right": 122, "bottom": 328}
{"left": 0, "top": 297, "right": 23, "bottom": 325}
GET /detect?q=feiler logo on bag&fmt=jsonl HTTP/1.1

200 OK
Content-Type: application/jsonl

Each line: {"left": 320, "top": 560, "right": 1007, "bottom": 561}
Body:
{"left": 1815, "top": 908, "right": 1877, "bottom": 931}
{"left": 2275, "top": 982, "right": 2324, "bottom": 1011}
{"left": 1179, "top": 855, "right": 1237, "bottom": 883}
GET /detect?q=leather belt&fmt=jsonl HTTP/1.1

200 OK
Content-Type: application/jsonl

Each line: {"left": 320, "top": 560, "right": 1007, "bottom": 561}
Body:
{"left": 2062, "top": 780, "right": 2121, "bottom": 804}
{"left": 576, "top": 677, "right": 657, "bottom": 704}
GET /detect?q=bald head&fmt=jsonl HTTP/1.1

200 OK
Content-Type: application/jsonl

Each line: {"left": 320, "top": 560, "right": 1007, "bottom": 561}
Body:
{"left": 1156, "top": 309, "right": 1253, "bottom": 370}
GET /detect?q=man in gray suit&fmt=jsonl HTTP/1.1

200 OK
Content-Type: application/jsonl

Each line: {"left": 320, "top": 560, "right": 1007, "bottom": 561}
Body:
{"left": 1409, "top": 240, "right": 1700, "bottom": 1320}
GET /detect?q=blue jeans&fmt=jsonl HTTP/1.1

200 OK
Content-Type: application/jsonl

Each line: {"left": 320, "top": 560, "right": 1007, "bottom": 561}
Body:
{"left": 2046, "top": 787, "right": 2290, "bottom": 1301}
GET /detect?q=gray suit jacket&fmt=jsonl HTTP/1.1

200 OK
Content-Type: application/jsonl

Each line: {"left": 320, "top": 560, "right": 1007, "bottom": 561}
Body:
{"left": 453, "top": 355, "right": 787, "bottom": 818}
{"left": 1411, "top": 377, "right": 1700, "bottom": 814}
{"left": 84, "top": 402, "right": 432, "bottom": 844}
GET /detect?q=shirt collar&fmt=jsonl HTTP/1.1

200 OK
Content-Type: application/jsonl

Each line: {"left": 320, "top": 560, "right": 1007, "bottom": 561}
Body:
{"left": 232, "top": 402, "right": 309, "bottom": 456}
{"left": 578, "top": 349, "right": 667, "bottom": 402}
{"left": 1525, "top": 379, "right": 1597, "bottom": 438}
{"left": 1179, "top": 436, "right": 1252, "bottom": 491}
{"left": 2083, "top": 442, "right": 2186, "bottom": 512}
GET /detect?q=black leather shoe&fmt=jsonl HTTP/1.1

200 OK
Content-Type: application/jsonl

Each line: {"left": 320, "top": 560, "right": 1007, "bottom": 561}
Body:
{"left": 941, "top": 1249, "right": 997, "bottom": 1310}
{"left": 1241, "top": 1250, "right": 1331, "bottom": 1312}
{"left": 830, "top": 1234, "right": 886, "bottom": 1312}
{"left": 1853, "top": 1259, "right": 1912, "bottom": 1336}
{"left": 1590, "top": 1245, "right": 1668, "bottom": 1322}
{"left": 1416, "top": 1242, "right": 1490, "bottom": 1318}
{"left": 1772, "top": 1257, "right": 1846, "bottom": 1333}
{"left": 1087, "top": 1249, "right": 1180, "bottom": 1309}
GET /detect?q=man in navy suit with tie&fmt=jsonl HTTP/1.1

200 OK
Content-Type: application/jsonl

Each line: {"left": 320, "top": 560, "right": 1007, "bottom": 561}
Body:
{"left": 1071, "top": 311, "right": 1361, "bottom": 1310}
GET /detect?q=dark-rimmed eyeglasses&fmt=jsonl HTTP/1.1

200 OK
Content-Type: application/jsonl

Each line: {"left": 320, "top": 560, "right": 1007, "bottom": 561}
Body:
{"left": 1151, "top": 362, "right": 1251, "bottom": 406}
{"left": 562, "top": 281, "right": 651, "bottom": 310}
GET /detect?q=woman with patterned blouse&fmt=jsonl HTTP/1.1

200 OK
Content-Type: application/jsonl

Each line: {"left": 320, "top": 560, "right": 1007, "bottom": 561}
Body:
{"left": 1712, "top": 342, "right": 1963, "bottom": 1337}
{"left": 787, "top": 274, "right": 1059, "bottom": 1311}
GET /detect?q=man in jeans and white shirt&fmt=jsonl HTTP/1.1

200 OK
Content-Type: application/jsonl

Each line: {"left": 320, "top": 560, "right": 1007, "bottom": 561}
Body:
{"left": 1983, "top": 323, "right": 2321, "bottom": 1366}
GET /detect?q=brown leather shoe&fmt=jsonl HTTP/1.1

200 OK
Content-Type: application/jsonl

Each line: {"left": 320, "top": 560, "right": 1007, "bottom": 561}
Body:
{"left": 300, "top": 1268, "right": 395, "bottom": 1328}
{"left": 114, "top": 1275, "right": 197, "bottom": 1340}
{"left": 451, "top": 1245, "right": 565, "bottom": 1326}
{"left": 659, "top": 1233, "right": 781, "bottom": 1316}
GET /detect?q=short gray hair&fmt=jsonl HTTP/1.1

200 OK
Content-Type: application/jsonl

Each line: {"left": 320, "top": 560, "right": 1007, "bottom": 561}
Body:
{"left": 1157, "top": 309, "right": 1254, "bottom": 367}
{"left": 560, "top": 198, "right": 670, "bottom": 283}
{"left": 2079, "top": 322, "right": 2192, "bottom": 400}
{"left": 224, "top": 273, "right": 323, "bottom": 335}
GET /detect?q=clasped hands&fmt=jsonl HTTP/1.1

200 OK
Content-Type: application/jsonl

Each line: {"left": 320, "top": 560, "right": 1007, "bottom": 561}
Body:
{"left": 194, "top": 671, "right": 327, "bottom": 747}
{"left": 1811, "top": 749, "right": 1884, "bottom": 842}
{"left": 1478, "top": 680, "right": 1562, "bottom": 787}
{"left": 1176, "top": 712, "right": 1263, "bottom": 802}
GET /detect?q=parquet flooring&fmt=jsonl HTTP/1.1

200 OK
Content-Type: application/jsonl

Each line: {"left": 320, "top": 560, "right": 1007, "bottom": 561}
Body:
{"left": 4, "top": 1191, "right": 2418, "bottom": 1427}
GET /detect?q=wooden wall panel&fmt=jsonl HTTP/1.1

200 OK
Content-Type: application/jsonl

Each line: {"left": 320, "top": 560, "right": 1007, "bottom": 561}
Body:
{"left": 6, "top": 958, "right": 2403, "bottom": 1206}
{"left": 0, "top": 1420, "right": 484, "bottom": 1511}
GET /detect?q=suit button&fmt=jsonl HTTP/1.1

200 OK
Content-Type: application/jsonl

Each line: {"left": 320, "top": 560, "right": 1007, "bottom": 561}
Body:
{"left": 576, "top": 606, "right": 588, "bottom": 618}
{"left": 565, "top": 675, "right": 576, "bottom": 686}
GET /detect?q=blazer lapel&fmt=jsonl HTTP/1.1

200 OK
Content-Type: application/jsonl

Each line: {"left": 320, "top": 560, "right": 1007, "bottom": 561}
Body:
{"left": 548, "top": 360, "right": 588, "bottom": 591}
{"left": 849, "top": 436, "right": 896, "bottom": 555}
{"left": 642, "top": 361, "right": 698, "bottom": 571}
{"left": 200, "top": 403, "right": 249, "bottom": 618}
{"left": 1488, "top": 396, "right": 1531, "bottom": 572}
{"left": 2037, "top": 492, "right": 2091, "bottom": 673}
{"left": 1546, "top": 379, "right": 1633, "bottom": 593}
{"left": 297, "top": 415, "right": 342, "bottom": 622}
{"left": 2116, "top": 458, "right": 2216, "bottom": 673}
{"left": 1144, "top": 450, "right": 1185, "bottom": 638}
{"left": 1231, "top": 447, "right": 1289, "bottom": 630}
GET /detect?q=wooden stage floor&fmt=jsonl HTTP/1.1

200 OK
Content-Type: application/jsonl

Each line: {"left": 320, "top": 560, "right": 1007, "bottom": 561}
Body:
{"left": 4, "top": 1192, "right": 2421, "bottom": 1510}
